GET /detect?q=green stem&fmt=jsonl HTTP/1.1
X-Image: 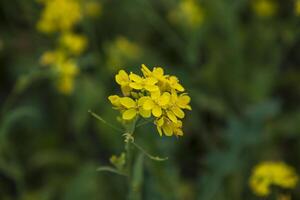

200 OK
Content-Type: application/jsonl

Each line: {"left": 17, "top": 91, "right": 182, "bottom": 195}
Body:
{"left": 125, "top": 119, "right": 138, "bottom": 200}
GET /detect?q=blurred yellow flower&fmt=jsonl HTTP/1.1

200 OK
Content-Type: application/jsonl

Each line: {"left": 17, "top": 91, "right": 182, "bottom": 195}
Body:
{"left": 252, "top": 0, "right": 277, "bottom": 17}
{"left": 37, "top": 0, "right": 82, "bottom": 33}
{"left": 60, "top": 32, "right": 87, "bottom": 55}
{"left": 106, "top": 37, "right": 141, "bottom": 71}
{"left": 108, "top": 64, "right": 191, "bottom": 137}
{"left": 249, "top": 161, "right": 298, "bottom": 197}
{"left": 169, "top": 0, "right": 204, "bottom": 29}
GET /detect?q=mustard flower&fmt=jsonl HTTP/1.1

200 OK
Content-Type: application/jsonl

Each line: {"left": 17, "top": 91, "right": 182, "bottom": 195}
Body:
{"left": 60, "top": 32, "right": 88, "bottom": 55}
{"left": 168, "top": 0, "right": 204, "bottom": 29}
{"left": 37, "top": 0, "right": 82, "bottom": 33}
{"left": 249, "top": 161, "right": 298, "bottom": 197}
{"left": 115, "top": 70, "right": 132, "bottom": 96}
{"left": 108, "top": 64, "right": 191, "bottom": 137}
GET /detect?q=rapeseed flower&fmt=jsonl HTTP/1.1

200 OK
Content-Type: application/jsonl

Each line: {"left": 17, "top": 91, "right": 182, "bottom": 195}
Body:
{"left": 37, "top": 0, "right": 82, "bottom": 33}
{"left": 60, "top": 32, "right": 87, "bottom": 55}
{"left": 168, "top": 0, "right": 204, "bottom": 29}
{"left": 108, "top": 64, "right": 191, "bottom": 137}
{"left": 249, "top": 161, "right": 298, "bottom": 197}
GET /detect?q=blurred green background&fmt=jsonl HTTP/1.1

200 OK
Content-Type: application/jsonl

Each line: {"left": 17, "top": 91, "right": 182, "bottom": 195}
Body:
{"left": 0, "top": 0, "right": 300, "bottom": 199}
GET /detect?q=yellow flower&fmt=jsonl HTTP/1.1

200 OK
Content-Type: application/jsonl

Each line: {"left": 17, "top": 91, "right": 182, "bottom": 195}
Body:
{"left": 168, "top": 76, "right": 185, "bottom": 92}
{"left": 143, "top": 91, "right": 171, "bottom": 118}
{"left": 108, "top": 95, "right": 122, "bottom": 108}
{"left": 252, "top": 0, "right": 277, "bottom": 17}
{"left": 109, "top": 64, "right": 191, "bottom": 137}
{"left": 40, "top": 50, "right": 66, "bottom": 66}
{"left": 120, "top": 97, "right": 151, "bottom": 120}
{"left": 60, "top": 32, "right": 87, "bottom": 55}
{"left": 129, "top": 73, "right": 159, "bottom": 92}
{"left": 171, "top": 91, "right": 192, "bottom": 111}
{"left": 249, "top": 161, "right": 298, "bottom": 197}
{"left": 168, "top": 0, "right": 204, "bottom": 29}
{"left": 155, "top": 117, "right": 183, "bottom": 137}
{"left": 37, "top": 0, "right": 82, "bottom": 33}
{"left": 115, "top": 70, "right": 132, "bottom": 96}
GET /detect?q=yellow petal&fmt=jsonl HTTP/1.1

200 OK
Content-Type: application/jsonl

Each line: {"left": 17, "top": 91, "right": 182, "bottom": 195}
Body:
{"left": 171, "top": 107, "right": 185, "bottom": 118}
{"left": 167, "top": 111, "right": 177, "bottom": 123}
{"left": 144, "top": 85, "right": 159, "bottom": 92}
{"left": 108, "top": 95, "right": 121, "bottom": 107}
{"left": 137, "top": 96, "right": 149, "bottom": 106}
{"left": 143, "top": 99, "right": 155, "bottom": 110}
{"left": 141, "top": 64, "right": 151, "bottom": 77}
{"left": 156, "top": 124, "right": 163, "bottom": 136}
{"left": 162, "top": 123, "right": 173, "bottom": 136}
{"left": 152, "top": 105, "right": 162, "bottom": 117}
{"left": 121, "top": 85, "right": 132, "bottom": 96}
{"left": 129, "top": 73, "right": 143, "bottom": 83}
{"left": 139, "top": 108, "right": 151, "bottom": 118}
{"left": 122, "top": 109, "right": 137, "bottom": 120}
{"left": 120, "top": 97, "right": 136, "bottom": 108}
{"left": 177, "top": 95, "right": 191, "bottom": 107}
{"left": 156, "top": 117, "right": 164, "bottom": 127}
{"left": 174, "top": 83, "right": 185, "bottom": 92}
{"left": 129, "top": 82, "right": 143, "bottom": 90}
{"left": 153, "top": 67, "right": 164, "bottom": 77}
{"left": 115, "top": 70, "right": 129, "bottom": 85}
{"left": 158, "top": 92, "right": 170, "bottom": 106}
{"left": 145, "top": 77, "right": 158, "bottom": 85}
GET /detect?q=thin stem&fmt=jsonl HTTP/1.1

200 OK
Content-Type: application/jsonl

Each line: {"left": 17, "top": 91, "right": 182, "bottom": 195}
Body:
{"left": 97, "top": 166, "right": 127, "bottom": 176}
{"left": 131, "top": 141, "right": 168, "bottom": 162}
{"left": 88, "top": 110, "right": 123, "bottom": 132}
{"left": 124, "top": 119, "right": 139, "bottom": 200}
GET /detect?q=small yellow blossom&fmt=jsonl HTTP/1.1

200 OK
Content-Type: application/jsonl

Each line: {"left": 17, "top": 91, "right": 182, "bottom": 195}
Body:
{"left": 108, "top": 64, "right": 191, "bottom": 137}
{"left": 249, "top": 161, "right": 298, "bottom": 197}
{"left": 115, "top": 70, "right": 132, "bottom": 96}
{"left": 169, "top": 0, "right": 204, "bottom": 29}
{"left": 129, "top": 73, "right": 159, "bottom": 92}
{"left": 252, "top": 0, "right": 277, "bottom": 17}
{"left": 40, "top": 50, "right": 66, "bottom": 66}
{"left": 60, "top": 32, "right": 87, "bottom": 55}
{"left": 143, "top": 91, "right": 171, "bottom": 118}
{"left": 37, "top": 0, "right": 82, "bottom": 33}
{"left": 120, "top": 97, "right": 151, "bottom": 120}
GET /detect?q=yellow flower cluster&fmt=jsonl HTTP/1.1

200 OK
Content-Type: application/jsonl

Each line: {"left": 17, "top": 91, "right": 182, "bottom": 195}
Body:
{"left": 37, "top": 0, "right": 82, "bottom": 34}
{"left": 37, "top": 0, "right": 98, "bottom": 94}
{"left": 168, "top": 0, "right": 204, "bottom": 29}
{"left": 108, "top": 64, "right": 191, "bottom": 137}
{"left": 249, "top": 161, "right": 298, "bottom": 197}
{"left": 251, "top": 0, "right": 277, "bottom": 17}
{"left": 37, "top": 0, "right": 101, "bottom": 34}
